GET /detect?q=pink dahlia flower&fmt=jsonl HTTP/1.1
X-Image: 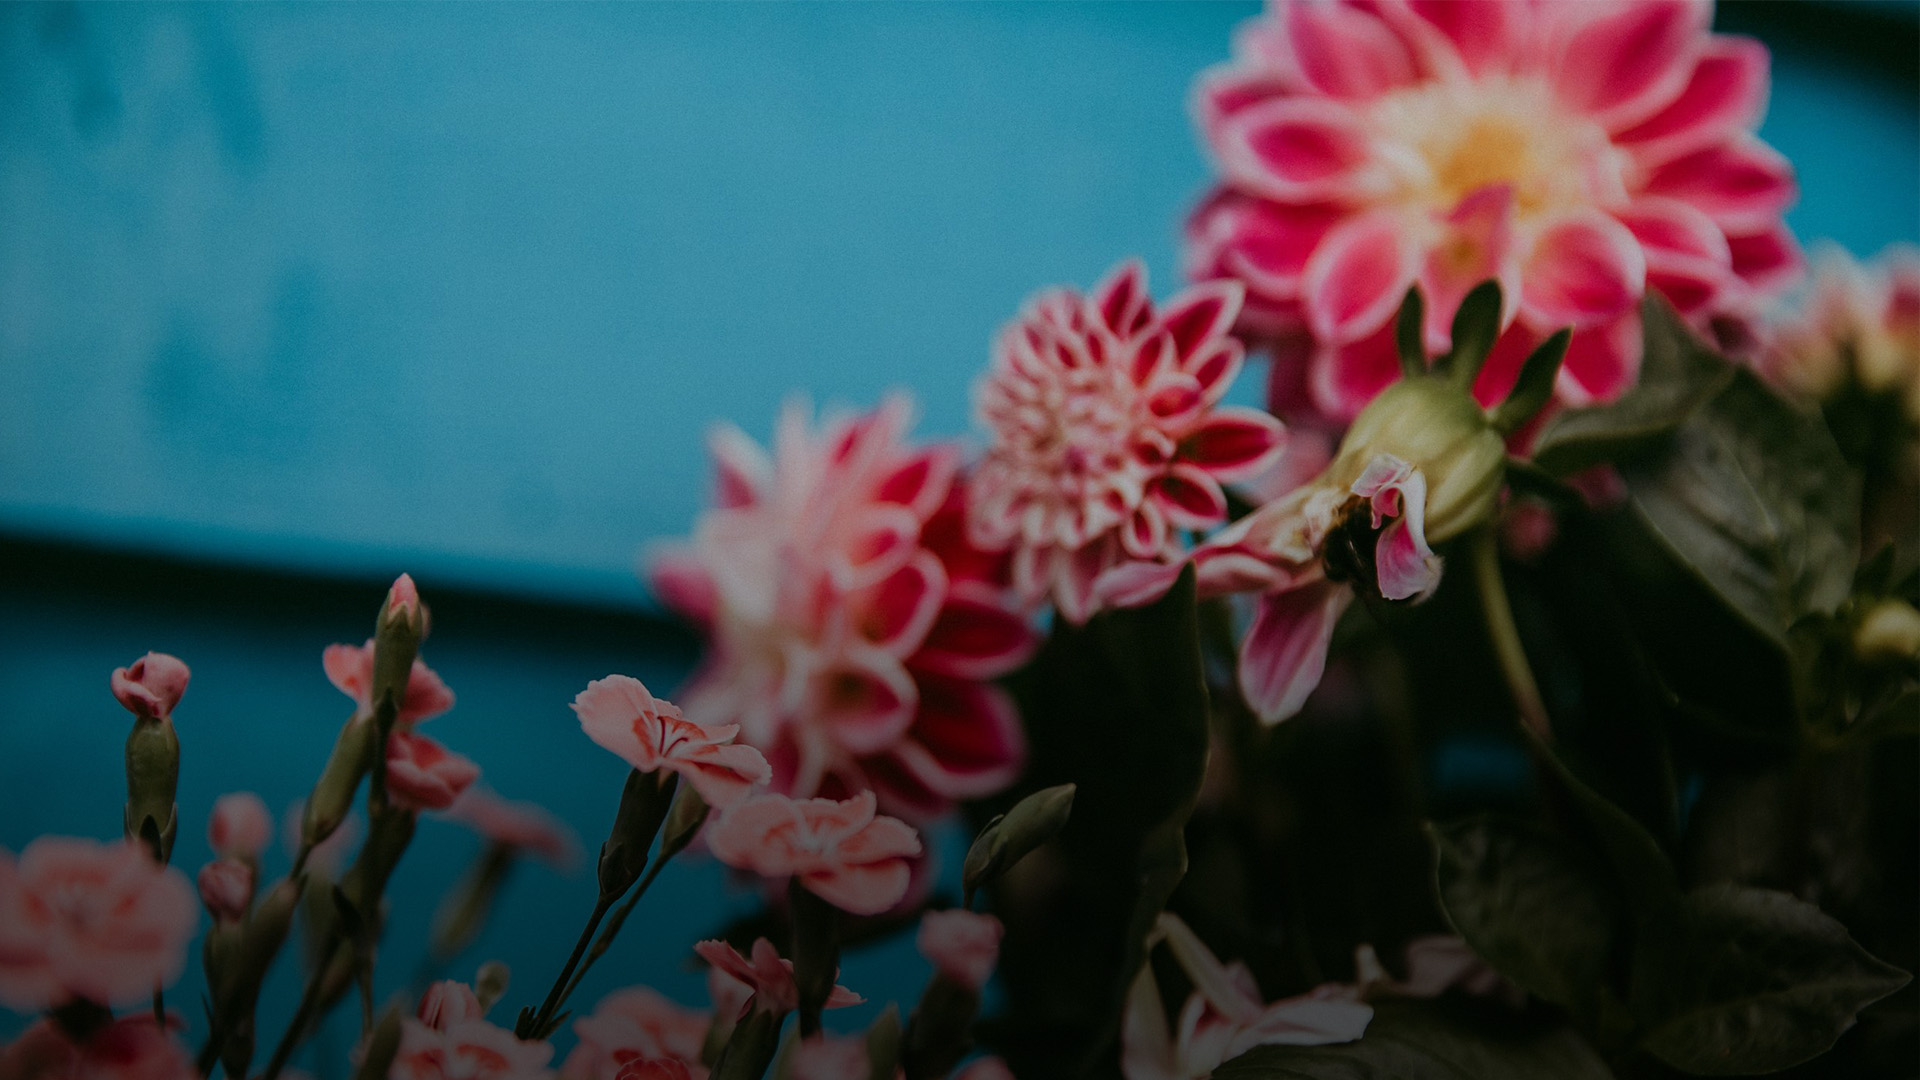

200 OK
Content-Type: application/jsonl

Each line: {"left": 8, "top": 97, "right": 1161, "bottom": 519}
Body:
{"left": 390, "top": 1016, "right": 553, "bottom": 1080}
{"left": 324, "top": 640, "right": 455, "bottom": 726}
{"left": 915, "top": 909, "right": 1004, "bottom": 992}
{"left": 706, "top": 790, "right": 922, "bottom": 916}
{"left": 110, "top": 653, "right": 190, "bottom": 723}
{"left": 385, "top": 731, "right": 481, "bottom": 812}
{"left": 572, "top": 675, "right": 771, "bottom": 810}
{"left": 691, "top": 938, "right": 862, "bottom": 1018}
{"left": 650, "top": 396, "right": 1037, "bottom": 819}
{"left": 208, "top": 792, "right": 272, "bottom": 861}
{"left": 0, "top": 837, "right": 198, "bottom": 1010}
{"left": 0, "top": 1016, "right": 195, "bottom": 1080}
{"left": 1190, "top": 0, "right": 1800, "bottom": 421}
{"left": 1767, "top": 243, "right": 1920, "bottom": 422}
{"left": 563, "top": 987, "right": 710, "bottom": 1080}
{"left": 445, "top": 787, "right": 582, "bottom": 868}
{"left": 970, "top": 261, "right": 1287, "bottom": 623}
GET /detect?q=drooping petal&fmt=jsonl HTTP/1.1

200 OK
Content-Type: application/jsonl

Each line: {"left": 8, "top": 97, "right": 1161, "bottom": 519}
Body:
{"left": 1239, "top": 581, "right": 1353, "bottom": 724}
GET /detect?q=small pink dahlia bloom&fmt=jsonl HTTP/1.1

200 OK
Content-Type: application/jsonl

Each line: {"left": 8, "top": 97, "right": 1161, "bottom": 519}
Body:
{"left": 705, "top": 790, "right": 922, "bottom": 916}
{"left": 324, "top": 640, "right": 455, "bottom": 726}
{"left": 650, "top": 396, "right": 1037, "bottom": 819}
{"left": 563, "top": 987, "right": 711, "bottom": 1080}
{"left": 0, "top": 837, "right": 198, "bottom": 1011}
{"left": 1190, "top": 0, "right": 1800, "bottom": 421}
{"left": 385, "top": 731, "right": 481, "bottom": 812}
{"left": 969, "top": 260, "right": 1286, "bottom": 623}
{"left": 916, "top": 909, "right": 1004, "bottom": 992}
{"left": 572, "top": 675, "right": 771, "bottom": 810}
{"left": 691, "top": 937, "right": 863, "bottom": 1018}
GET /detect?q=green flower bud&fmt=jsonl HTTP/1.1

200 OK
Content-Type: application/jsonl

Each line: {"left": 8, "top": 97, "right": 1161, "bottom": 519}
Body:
{"left": 598, "top": 770, "right": 676, "bottom": 901}
{"left": 475, "top": 961, "right": 511, "bottom": 1011}
{"left": 1855, "top": 600, "right": 1920, "bottom": 664}
{"left": 123, "top": 717, "right": 180, "bottom": 863}
{"left": 1328, "top": 376, "right": 1507, "bottom": 543}
{"left": 429, "top": 843, "right": 516, "bottom": 963}
{"left": 303, "top": 716, "right": 378, "bottom": 855}
{"left": 962, "top": 783, "right": 1075, "bottom": 899}
{"left": 354, "top": 1005, "right": 405, "bottom": 1080}
{"left": 370, "top": 575, "right": 429, "bottom": 727}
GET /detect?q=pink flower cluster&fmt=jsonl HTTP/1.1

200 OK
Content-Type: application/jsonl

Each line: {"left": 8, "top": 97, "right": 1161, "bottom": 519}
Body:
{"left": 322, "top": 602, "right": 480, "bottom": 813}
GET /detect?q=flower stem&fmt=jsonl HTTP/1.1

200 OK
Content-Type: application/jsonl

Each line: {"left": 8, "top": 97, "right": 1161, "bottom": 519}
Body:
{"left": 557, "top": 855, "right": 669, "bottom": 1007}
{"left": 1469, "top": 527, "right": 1550, "bottom": 738}
{"left": 526, "top": 895, "right": 613, "bottom": 1037}
{"left": 260, "top": 930, "right": 340, "bottom": 1080}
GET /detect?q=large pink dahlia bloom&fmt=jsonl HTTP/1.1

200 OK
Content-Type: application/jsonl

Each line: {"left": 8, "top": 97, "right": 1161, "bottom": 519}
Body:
{"left": 969, "top": 261, "right": 1286, "bottom": 624}
{"left": 1189, "top": 0, "right": 1800, "bottom": 421}
{"left": 650, "top": 397, "right": 1038, "bottom": 820}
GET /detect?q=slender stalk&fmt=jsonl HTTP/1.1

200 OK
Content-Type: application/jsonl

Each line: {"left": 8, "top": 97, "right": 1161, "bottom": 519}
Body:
{"left": 260, "top": 932, "right": 339, "bottom": 1080}
{"left": 527, "top": 895, "right": 614, "bottom": 1036}
{"left": 1469, "top": 527, "right": 1550, "bottom": 737}
{"left": 558, "top": 856, "right": 670, "bottom": 1006}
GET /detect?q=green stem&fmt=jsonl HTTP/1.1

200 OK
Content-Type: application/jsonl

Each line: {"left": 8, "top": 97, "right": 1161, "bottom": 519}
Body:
{"left": 528, "top": 895, "right": 613, "bottom": 1036}
{"left": 1470, "top": 527, "right": 1550, "bottom": 738}
{"left": 260, "top": 930, "right": 340, "bottom": 1080}
{"left": 558, "top": 855, "right": 670, "bottom": 1007}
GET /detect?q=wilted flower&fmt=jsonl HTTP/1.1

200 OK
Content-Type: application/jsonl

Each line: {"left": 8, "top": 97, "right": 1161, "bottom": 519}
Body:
{"left": 969, "top": 261, "right": 1286, "bottom": 623}
{"left": 1767, "top": 243, "right": 1920, "bottom": 422}
{"left": 444, "top": 787, "right": 581, "bottom": 868}
{"left": 196, "top": 858, "right": 253, "bottom": 924}
{"left": 208, "top": 792, "right": 273, "bottom": 861}
{"left": 706, "top": 791, "right": 922, "bottom": 916}
{"left": 916, "top": 910, "right": 1004, "bottom": 992}
{"left": 323, "top": 640, "right": 455, "bottom": 726}
{"left": 1122, "top": 914, "right": 1371, "bottom": 1080}
{"left": 691, "top": 938, "right": 862, "bottom": 1018}
{"left": 385, "top": 732, "right": 481, "bottom": 812}
{"left": 390, "top": 1016, "right": 554, "bottom": 1080}
{"left": 0, "top": 837, "right": 198, "bottom": 1010}
{"left": 650, "top": 396, "right": 1036, "bottom": 819}
{"left": 573, "top": 676, "right": 771, "bottom": 810}
{"left": 110, "top": 654, "right": 190, "bottom": 723}
{"left": 562, "top": 987, "right": 710, "bottom": 1080}
{"left": 1190, "top": 0, "right": 1799, "bottom": 421}
{"left": 0, "top": 1015, "right": 195, "bottom": 1080}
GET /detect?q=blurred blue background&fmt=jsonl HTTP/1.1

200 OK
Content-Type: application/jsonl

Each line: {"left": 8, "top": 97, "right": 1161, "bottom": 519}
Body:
{"left": 1, "top": 0, "right": 1915, "bottom": 1066}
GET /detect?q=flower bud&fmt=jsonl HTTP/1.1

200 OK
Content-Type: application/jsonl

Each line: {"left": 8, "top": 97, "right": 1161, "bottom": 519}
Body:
{"left": 111, "top": 653, "right": 190, "bottom": 722}
{"left": 371, "top": 575, "right": 429, "bottom": 723}
{"left": 303, "top": 717, "right": 378, "bottom": 856}
{"left": 418, "top": 980, "right": 483, "bottom": 1031}
{"left": 123, "top": 717, "right": 180, "bottom": 864}
{"left": 354, "top": 1005, "right": 405, "bottom": 1080}
{"left": 962, "top": 783, "right": 1075, "bottom": 898}
{"left": 198, "top": 858, "right": 254, "bottom": 923}
{"left": 598, "top": 770, "right": 675, "bottom": 901}
{"left": 1328, "top": 377, "right": 1506, "bottom": 544}
{"left": 474, "top": 962, "right": 511, "bottom": 1012}
{"left": 1855, "top": 600, "right": 1920, "bottom": 664}
{"left": 210, "top": 792, "right": 273, "bottom": 861}
{"left": 658, "top": 783, "right": 711, "bottom": 864}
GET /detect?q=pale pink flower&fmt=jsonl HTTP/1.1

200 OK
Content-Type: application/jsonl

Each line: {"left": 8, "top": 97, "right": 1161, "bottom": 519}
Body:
{"left": 1123, "top": 914, "right": 1370, "bottom": 1080}
{"left": 573, "top": 676, "right": 771, "bottom": 810}
{"left": 323, "top": 640, "right": 455, "bottom": 726}
{"left": 691, "top": 938, "right": 863, "bottom": 1018}
{"left": 1767, "top": 243, "right": 1920, "bottom": 422}
{"left": 0, "top": 837, "right": 198, "bottom": 1010}
{"left": 953, "top": 1059, "right": 1016, "bottom": 1080}
{"left": 706, "top": 791, "right": 922, "bottom": 916}
{"left": 445, "top": 787, "right": 582, "bottom": 868}
{"left": 0, "top": 1016, "right": 195, "bottom": 1080}
{"left": 562, "top": 987, "right": 709, "bottom": 1080}
{"left": 1190, "top": 0, "right": 1799, "bottom": 422}
{"left": 390, "top": 1017, "right": 553, "bottom": 1080}
{"left": 208, "top": 792, "right": 272, "bottom": 860}
{"left": 613, "top": 1061, "right": 691, "bottom": 1080}
{"left": 650, "top": 397, "right": 1037, "bottom": 819}
{"left": 419, "top": 980, "right": 486, "bottom": 1031}
{"left": 969, "top": 261, "right": 1286, "bottom": 623}
{"left": 385, "top": 732, "right": 481, "bottom": 812}
{"left": 196, "top": 859, "right": 252, "bottom": 923}
{"left": 916, "top": 910, "right": 1004, "bottom": 991}
{"left": 110, "top": 654, "right": 190, "bottom": 723}
{"left": 787, "top": 1034, "right": 871, "bottom": 1080}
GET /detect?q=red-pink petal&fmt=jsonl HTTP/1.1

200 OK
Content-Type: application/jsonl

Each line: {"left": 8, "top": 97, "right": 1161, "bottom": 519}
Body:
{"left": 875, "top": 446, "right": 959, "bottom": 522}
{"left": 1194, "top": 66, "right": 1298, "bottom": 142}
{"left": 1308, "top": 322, "right": 1403, "bottom": 420}
{"left": 1092, "top": 259, "right": 1153, "bottom": 339}
{"left": 1643, "top": 139, "right": 1797, "bottom": 233}
{"left": 804, "top": 862, "right": 912, "bottom": 917}
{"left": 1302, "top": 210, "right": 1417, "bottom": 343}
{"left": 1551, "top": 0, "right": 1707, "bottom": 130}
{"left": 1403, "top": 0, "right": 1517, "bottom": 77}
{"left": 908, "top": 584, "right": 1038, "bottom": 680}
{"left": 1156, "top": 281, "right": 1244, "bottom": 367}
{"left": 1218, "top": 98, "right": 1376, "bottom": 203}
{"left": 890, "top": 675, "right": 1026, "bottom": 800}
{"left": 1151, "top": 463, "right": 1230, "bottom": 530}
{"left": 1121, "top": 502, "right": 1172, "bottom": 561}
{"left": 1419, "top": 185, "right": 1518, "bottom": 351}
{"left": 1186, "top": 192, "right": 1345, "bottom": 307}
{"left": 708, "top": 424, "right": 772, "bottom": 510}
{"left": 1239, "top": 582, "right": 1352, "bottom": 724}
{"left": 1181, "top": 406, "right": 1287, "bottom": 481}
{"left": 1616, "top": 37, "right": 1770, "bottom": 166}
{"left": 1557, "top": 312, "right": 1643, "bottom": 407}
{"left": 1469, "top": 323, "right": 1546, "bottom": 408}
{"left": 648, "top": 546, "right": 719, "bottom": 626}
{"left": 1285, "top": 1, "right": 1419, "bottom": 100}
{"left": 1521, "top": 212, "right": 1646, "bottom": 329}
{"left": 813, "top": 654, "right": 918, "bottom": 756}
{"left": 1727, "top": 223, "right": 1804, "bottom": 298}
{"left": 860, "top": 552, "right": 948, "bottom": 656}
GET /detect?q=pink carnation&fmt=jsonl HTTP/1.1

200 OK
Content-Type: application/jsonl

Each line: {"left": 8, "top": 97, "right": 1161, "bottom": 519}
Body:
{"left": 691, "top": 938, "right": 862, "bottom": 1018}
{"left": 323, "top": 640, "right": 455, "bottom": 726}
{"left": 208, "top": 792, "right": 272, "bottom": 860}
{"left": 572, "top": 676, "right": 771, "bottom": 810}
{"left": 706, "top": 791, "right": 922, "bottom": 916}
{"left": 0, "top": 1016, "right": 195, "bottom": 1080}
{"left": 614, "top": 1061, "right": 691, "bottom": 1080}
{"left": 385, "top": 732, "right": 481, "bottom": 812}
{"left": 1189, "top": 0, "right": 1800, "bottom": 422}
{"left": 916, "top": 909, "right": 1004, "bottom": 991}
{"left": 196, "top": 858, "right": 253, "bottom": 923}
{"left": 969, "top": 261, "right": 1286, "bottom": 623}
{"left": 390, "top": 1017, "right": 553, "bottom": 1080}
{"left": 562, "top": 987, "right": 710, "bottom": 1080}
{"left": 650, "top": 396, "right": 1037, "bottom": 819}
{"left": 110, "top": 653, "right": 190, "bottom": 723}
{"left": 0, "top": 837, "right": 198, "bottom": 1010}
{"left": 445, "top": 787, "right": 582, "bottom": 868}
{"left": 419, "top": 980, "right": 486, "bottom": 1031}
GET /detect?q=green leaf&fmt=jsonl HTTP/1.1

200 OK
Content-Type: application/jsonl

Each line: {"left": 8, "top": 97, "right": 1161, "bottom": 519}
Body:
{"left": 1214, "top": 1000, "right": 1617, "bottom": 1080}
{"left": 992, "top": 566, "right": 1210, "bottom": 1077}
{"left": 1395, "top": 287, "right": 1427, "bottom": 379}
{"left": 1619, "top": 369, "right": 1860, "bottom": 650}
{"left": 1522, "top": 728, "right": 1681, "bottom": 925}
{"left": 1428, "top": 818, "right": 1619, "bottom": 1016}
{"left": 1531, "top": 297, "right": 1734, "bottom": 476}
{"left": 1490, "top": 329, "right": 1570, "bottom": 434}
{"left": 1438, "top": 280, "right": 1504, "bottom": 389}
{"left": 1632, "top": 884, "right": 1911, "bottom": 1076}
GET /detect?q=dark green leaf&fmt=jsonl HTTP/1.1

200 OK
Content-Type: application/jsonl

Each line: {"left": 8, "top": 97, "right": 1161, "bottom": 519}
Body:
{"left": 1523, "top": 728, "right": 1681, "bottom": 924}
{"left": 1632, "top": 884, "right": 1911, "bottom": 1075}
{"left": 1215, "top": 1000, "right": 1616, "bottom": 1080}
{"left": 1532, "top": 297, "right": 1734, "bottom": 475}
{"left": 1619, "top": 369, "right": 1860, "bottom": 650}
{"left": 1439, "top": 280, "right": 1504, "bottom": 389}
{"left": 1428, "top": 818, "right": 1618, "bottom": 1016}
{"left": 1490, "top": 329, "right": 1570, "bottom": 434}
{"left": 1395, "top": 287, "right": 1427, "bottom": 379}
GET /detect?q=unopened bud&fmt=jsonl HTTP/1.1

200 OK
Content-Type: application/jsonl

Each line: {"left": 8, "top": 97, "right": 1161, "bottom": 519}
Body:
{"left": 199, "top": 858, "right": 255, "bottom": 923}
{"left": 304, "top": 717, "right": 379, "bottom": 854}
{"left": 598, "top": 770, "right": 675, "bottom": 901}
{"left": 354, "top": 1004, "right": 405, "bottom": 1080}
{"left": 418, "top": 979, "right": 483, "bottom": 1030}
{"left": 429, "top": 844, "right": 515, "bottom": 962}
{"left": 1331, "top": 377, "right": 1505, "bottom": 543}
{"left": 210, "top": 792, "right": 273, "bottom": 861}
{"left": 658, "top": 784, "right": 711, "bottom": 864}
{"left": 123, "top": 717, "right": 180, "bottom": 864}
{"left": 111, "top": 653, "right": 190, "bottom": 722}
{"left": 474, "top": 961, "right": 511, "bottom": 1012}
{"left": 710, "top": 1008, "right": 780, "bottom": 1080}
{"left": 371, "top": 575, "right": 429, "bottom": 722}
{"left": 962, "top": 784, "right": 1075, "bottom": 898}
{"left": 864, "top": 1004, "right": 902, "bottom": 1080}
{"left": 1855, "top": 600, "right": 1920, "bottom": 664}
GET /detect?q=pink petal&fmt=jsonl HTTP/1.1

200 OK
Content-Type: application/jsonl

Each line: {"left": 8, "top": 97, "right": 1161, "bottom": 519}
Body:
{"left": 1551, "top": 0, "right": 1707, "bottom": 131}
{"left": 708, "top": 424, "right": 772, "bottom": 510}
{"left": 1616, "top": 37, "right": 1770, "bottom": 166}
{"left": 875, "top": 446, "right": 959, "bottom": 522}
{"left": 1402, "top": 0, "right": 1517, "bottom": 77}
{"left": 859, "top": 552, "right": 948, "bottom": 656}
{"left": 830, "top": 504, "right": 925, "bottom": 590}
{"left": 889, "top": 676, "right": 1027, "bottom": 801}
{"left": 1194, "top": 66, "right": 1298, "bottom": 142}
{"left": 1239, "top": 582, "right": 1353, "bottom": 724}
{"left": 1156, "top": 281, "right": 1244, "bottom": 367}
{"left": 908, "top": 583, "right": 1037, "bottom": 679}
{"left": 647, "top": 546, "right": 719, "bottom": 626}
{"left": 812, "top": 652, "right": 918, "bottom": 756}
{"left": 1726, "top": 223, "right": 1804, "bottom": 298}
{"left": 1052, "top": 540, "right": 1116, "bottom": 627}
{"left": 1468, "top": 323, "right": 1546, "bottom": 408}
{"left": 1302, "top": 210, "right": 1418, "bottom": 343}
{"left": 1368, "top": 485, "right": 1441, "bottom": 603}
{"left": 322, "top": 642, "right": 373, "bottom": 708}
{"left": 1180, "top": 407, "right": 1287, "bottom": 481}
{"left": 803, "top": 861, "right": 912, "bottom": 917}
{"left": 1186, "top": 191, "right": 1344, "bottom": 308}
{"left": 1419, "top": 185, "right": 1518, "bottom": 351}
{"left": 1090, "top": 558, "right": 1187, "bottom": 612}
{"left": 674, "top": 743, "right": 774, "bottom": 809}
{"left": 1308, "top": 322, "right": 1403, "bottom": 420}
{"left": 1285, "top": 1, "right": 1419, "bottom": 100}
{"left": 1121, "top": 501, "right": 1172, "bottom": 561}
{"left": 1520, "top": 212, "right": 1646, "bottom": 329}
{"left": 1557, "top": 312, "right": 1643, "bottom": 407}
{"left": 1643, "top": 139, "right": 1797, "bottom": 233}
{"left": 1092, "top": 259, "right": 1153, "bottom": 339}
{"left": 1217, "top": 98, "right": 1377, "bottom": 203}
{"left": 1151, "top": 463, "right": 1230, "bottom": 530}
